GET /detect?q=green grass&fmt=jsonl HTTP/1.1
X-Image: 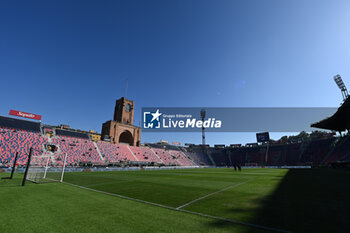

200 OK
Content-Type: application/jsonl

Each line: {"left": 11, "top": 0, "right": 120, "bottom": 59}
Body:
{"left": 1, "top": 168, "right": 350, "bottom": 233}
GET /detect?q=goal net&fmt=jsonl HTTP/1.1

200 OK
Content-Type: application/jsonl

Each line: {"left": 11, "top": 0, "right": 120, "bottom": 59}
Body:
{"left": 26, "top": 153, "right": 67, "bottom": 183}
{"left": 244, "top": 163, "right": 259, "bottom": 168}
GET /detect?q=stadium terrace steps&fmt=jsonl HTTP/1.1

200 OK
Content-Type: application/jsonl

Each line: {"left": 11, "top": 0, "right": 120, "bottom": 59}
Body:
{"left": 169, "top": 150, "right": 194, "bottom": 166}
{"left": 151, "top": 148, "right": 179, "bottom": 165}
{"left": 0, "top": 116, "right": 41, "bottom": 132}
{"left": 338, "top": 151, "right": 350, "bottom": 162}
{"left": 166, "top": 150, "right": 182, "bottom": 166}
{"left": 126, "top": 145, "right": 139, "bottom": 161}
{"left": 95, "top": 141, "right": 120, "bottom": 162}
{"left": 323, "top": 137, "right": 350, "bottom": 163}
{"left": 299, "top": 138, "right": 335, "bottom": 165}
{"left": 149, "top": 147, "right": 165, "bottom": 163}
{"left": 93, "top": 141, "right": 105, "bottom": 161}
{"left": 129, "top": 146, "right": 162, "bottom": 163}
{"left": 177, "top": 148, "right": 197, "bottom": 166}
{"left": 0, "top": 127, "right": 47, "bottom": 165}
{"left": 94, "top": 143, "right": 195, "bottom": 165}
{"left": 96, "top": 142, "right": 135, "bottom": 163}
{"left": 51, "top": 136, "right": 103, "bottom": 165}
{"left": 208, "top": 148, "right": 229, "bottom": 166}
{"left": 117, "top": 144, "right": 139, "bottom": 162}
{"left": 1, "top": 123, "right": 350, "bottom": 167}
{"left": 187, "top": 147, "right": 214, "bottom": 165}
{"left": 206, "top": 152, "right": 216, "bottom": 166}
{"left": 55, "top": 129, "right": 89, "bottom": 139}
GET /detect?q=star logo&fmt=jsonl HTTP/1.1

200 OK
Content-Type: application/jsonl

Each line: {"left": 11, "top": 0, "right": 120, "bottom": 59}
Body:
{"left": 151, "top": 109, "right": 162, "bottom": 122}
{"left": 143, "top": 109, "right": 162, "bottom": 129}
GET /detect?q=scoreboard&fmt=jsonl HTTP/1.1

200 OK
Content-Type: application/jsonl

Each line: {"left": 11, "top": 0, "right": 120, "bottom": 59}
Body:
{"left": 256, "top": 132, "right": 270, "bottom": 142}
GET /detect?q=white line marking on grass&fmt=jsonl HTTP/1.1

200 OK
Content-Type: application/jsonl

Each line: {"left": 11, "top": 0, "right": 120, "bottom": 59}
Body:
{"left": 175, "top": 179, "right": 252, "bottom": 210}
{"left": 240, "top": 172, "right": 274, "bottom": 175}
{"left": 62, "top": 181, "right": 294, "bottom": 233}
{"left": 179, "top": 209, "right": 293, "bottom": 233}
{"left": 175, "top": 170, "right": 275, "bottom": 176}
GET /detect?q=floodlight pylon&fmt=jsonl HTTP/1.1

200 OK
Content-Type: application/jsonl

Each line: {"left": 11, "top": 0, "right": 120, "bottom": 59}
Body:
{"left": 334, "top": 74, "right": 349, "bottom": 101}
{"left": 200, "top": 109, "right": 206, "bottom": 145}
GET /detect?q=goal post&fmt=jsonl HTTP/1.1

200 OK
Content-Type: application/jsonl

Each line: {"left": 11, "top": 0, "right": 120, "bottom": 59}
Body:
{"left": 2, "top": 151, "right": 19, "bottom": 180}
{"left": 60, "top": 153, "right": 67, "bottom": 182}
{"left": 23, "top": 150, "right": 67, "bottom": 185}
{"left": 22, "top": 147, "right": 33, "bottom": 186}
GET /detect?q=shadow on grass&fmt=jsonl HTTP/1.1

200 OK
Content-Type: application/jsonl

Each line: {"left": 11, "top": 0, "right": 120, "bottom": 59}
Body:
{"left": 245, "top": 169, "right": 350, "bottom": 233}
{"left": 206, "top": 218, "right": 272, "bottom": 233}
{"left": 202, "top": 169, "right": 350, "bottom": 233}
{"left": 0, "top": 177, "right": 24, "bottom": 187}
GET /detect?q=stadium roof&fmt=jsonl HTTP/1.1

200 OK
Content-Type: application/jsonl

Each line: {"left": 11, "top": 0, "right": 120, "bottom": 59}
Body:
{"left": 311, "top": 97, "right": 350, "bottom": 132}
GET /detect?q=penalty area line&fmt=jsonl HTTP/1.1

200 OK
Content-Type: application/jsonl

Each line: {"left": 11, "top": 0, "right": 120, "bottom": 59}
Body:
{"left": 176, "top": 179, "right": 252, "bottom": 210}
{"left": 62, "top": 181, "right": 293, "bottom": 233}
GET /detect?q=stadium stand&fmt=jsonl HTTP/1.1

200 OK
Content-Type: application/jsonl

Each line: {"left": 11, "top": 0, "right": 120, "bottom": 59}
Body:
{"left": 207, "top": 148, "right": 229, "bottom": 166}
{"left": 283, "top": 143, "right": 302, "bottom": 165}
{"left": 0, "top": 116, "right": 41, "bottom": 132}
{"left": 55, "top": 129, "right": 89, "bottom": 139}
{"left": 187, "top": 146, "right": 214, "bottom": 166}
{"left": 179, "top": 147, "right": 204, "bottom": 165}
{"left": 150, "top": 148, "right": 180, "bottom": 165}
{"left": 192, "top": 136, "right": 350, "bottom": 167}
{"left": 0, "top": 127, "right": 46, "bottom": 166}
{"left": 323, "top": 136, "right": 350, "bottom": 163}
{"left": 51, "top": 135, "right": 102, "bottom": 166}
{"left": 116, "top": 143, "right": 139, "bottom": 162}
{"left": 167, "top": 149, "right": 194, "bottom": 166}
{"left": 95, "top": 141, "right": 120, "bottom": 162}
{"left": 227, "top": 148, "right": 246, "bottom": 166}
{"left": 299, "top": 138, "right": 335, "bottom": 165}
{"left": 129, "top": 146, "right": 162, "bottom": 163}
{"left": 3, "top": 115, "right": 350, "bottom": 168}
{"left": 266, "top": 145, "right": 284, "bottom": 166}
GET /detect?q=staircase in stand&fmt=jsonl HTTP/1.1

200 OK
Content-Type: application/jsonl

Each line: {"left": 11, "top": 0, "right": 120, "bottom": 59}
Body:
{"left": 127, "top": 145, "right": 139, "bottom": 161}
{"left": 93, "top": 141, "right": 105, "bottom": 161}
{"left": 149, "top": 148, "right": 164, "bottom": 164}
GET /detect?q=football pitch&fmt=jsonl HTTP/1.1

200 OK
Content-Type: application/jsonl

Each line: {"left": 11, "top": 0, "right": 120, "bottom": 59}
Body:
{"left": 1, "top": 168, "right": 350, "bottom": 233}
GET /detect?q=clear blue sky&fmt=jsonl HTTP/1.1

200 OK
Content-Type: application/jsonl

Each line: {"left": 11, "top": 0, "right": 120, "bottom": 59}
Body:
{"left": 1, "top": 0, "right": 349, "bottom": 145}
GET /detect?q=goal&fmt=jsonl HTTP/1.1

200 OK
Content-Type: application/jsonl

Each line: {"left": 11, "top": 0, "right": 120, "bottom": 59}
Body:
{"left": 26, "top": 152, "right": 67, "bottom": 184}
{"left": 244, "top": 163, "right": 259, "bottom": 168}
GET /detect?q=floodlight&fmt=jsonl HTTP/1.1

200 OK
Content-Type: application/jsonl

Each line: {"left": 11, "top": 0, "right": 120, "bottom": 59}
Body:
{"left": 333, "top": 74, "right": 349, "bottom": 100}
{"left": 334, "top": 75, "right": 346, "bottom": 91}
